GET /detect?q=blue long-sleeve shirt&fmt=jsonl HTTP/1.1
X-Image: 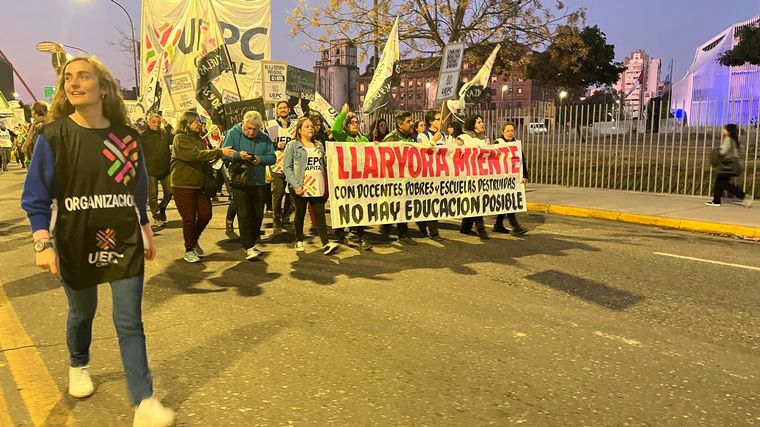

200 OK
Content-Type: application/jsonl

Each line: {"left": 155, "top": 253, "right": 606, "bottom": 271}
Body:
{"left": 21, "top": 135, "right": 150, "bottom": 233}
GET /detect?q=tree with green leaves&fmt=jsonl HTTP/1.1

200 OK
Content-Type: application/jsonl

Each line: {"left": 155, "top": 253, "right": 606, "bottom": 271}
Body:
{"left": 287, "top": 0, "right": 585, "bottom": 73}
{"left": 718, "top": 25, "right": 760, "bottom": 66}
{"left": 525, "top": 25, "right": 624, "bottom": 100}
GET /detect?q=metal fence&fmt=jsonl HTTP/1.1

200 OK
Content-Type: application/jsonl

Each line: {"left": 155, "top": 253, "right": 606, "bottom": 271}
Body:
{"left": 375, "top": 98, "right": 759, "bottom": 199}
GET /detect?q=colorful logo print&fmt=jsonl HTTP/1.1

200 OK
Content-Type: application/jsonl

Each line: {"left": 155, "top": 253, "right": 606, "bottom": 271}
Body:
{"left": 96, "top": 229, "right": 116, "bottom": 251}
{"left": 303, "top": 174, "right": 318, "bottom": 196}
{"left": 101, "top": 133, "right": 139, "bottom": 185}
{"left": 145, "top": 22, "right": 180, "bottom": 75}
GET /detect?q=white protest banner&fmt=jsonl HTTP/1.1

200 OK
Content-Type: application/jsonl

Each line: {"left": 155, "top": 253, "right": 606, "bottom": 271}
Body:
{"left": 164, "top": 71, "right": 196, "bottom": 111}
{"left": 326, "top": 141, "right": 527, "bottom": 228}
{"left": 261, "top": 61, "right": 288, "bottom": 103}
{"left": 436, "top": 42, "right": 465, "bottom": 101}
{"left": 141, "top": 0, "right": 270, "bottom": 107}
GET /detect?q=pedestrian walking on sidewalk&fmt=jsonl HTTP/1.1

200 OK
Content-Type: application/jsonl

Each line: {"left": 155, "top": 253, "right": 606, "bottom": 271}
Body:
{"left": 706, "top": 124, "right": 752, "bottom": 207}
{"left": 20, "top": 56, "right": 175, "bottom": 426}
{"left": 493, "top": 122, "right": 528, "bottom": 235}
{"left": 171, "top": 111, "right": 237, "bottom": 263}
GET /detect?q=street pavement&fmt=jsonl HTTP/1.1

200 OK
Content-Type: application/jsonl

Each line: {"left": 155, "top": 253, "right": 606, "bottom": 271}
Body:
{"left": 1, "top": 162, "right": 759, "bottom": 426}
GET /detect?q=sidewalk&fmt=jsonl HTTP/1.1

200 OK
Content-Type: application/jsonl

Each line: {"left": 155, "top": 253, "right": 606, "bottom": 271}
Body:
{"left": 526, "top": 184, "right": 759, "bottom": 238}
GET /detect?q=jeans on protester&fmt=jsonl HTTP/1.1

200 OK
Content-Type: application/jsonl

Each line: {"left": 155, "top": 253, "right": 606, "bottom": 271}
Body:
{"left": 231, "top": 185, "right": 265, "bottom": 250}
{"left": 712, "top": 175, "right": 746, "bottom": 204}
{"left": 0, "top": 147, "right": 11, "bottom": 171}
{"left": 148, "top": 175, "right": 172, "bottom": 220}
{"left": 172, "top": 187, "right": 213, "bottom": 252}
{"left": 292, "top": 193, "right": 329, "bottom": 246}
{"left": 63, "top": 275, "right": 153, "bottom": 405}
{"left": 271, "top": 173, "right": 292, "bottom": 226}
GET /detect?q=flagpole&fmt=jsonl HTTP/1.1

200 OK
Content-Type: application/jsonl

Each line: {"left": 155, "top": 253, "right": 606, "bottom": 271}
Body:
{"left": 208, "top": 0, "right": 242, "bottom": 99}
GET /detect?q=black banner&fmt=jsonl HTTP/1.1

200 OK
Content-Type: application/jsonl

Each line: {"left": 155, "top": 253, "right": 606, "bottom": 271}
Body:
{"left": 223, "top": 98, "right": 266, "bottom": 130}
{"left": 285, "top": 65, "right": 316, "bottom": 101}
{"left": 197, "top": 46, "right": 231, "bottom": 85}
{"left": 196, "top": 83, "right": 227, "bottom": 131}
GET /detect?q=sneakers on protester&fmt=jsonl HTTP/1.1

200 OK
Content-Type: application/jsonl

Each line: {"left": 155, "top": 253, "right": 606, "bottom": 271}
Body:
{"left": 493, "top": 224, "right": 510, "bottom": 234}
{"left": 398, "top": 236, "right": 418, "bottom": 245}
{"left": 245, "top": 246, "right": 262, "bottom": 260}
{"left": 193, "top": 244, "right": 205, "bottom": 257}
{"left": 68, "top": 365, "right": 95, "bottom": 398}
{"left": 429, "top": 234, "right": 445, "bottom": 243}
{"left": 704, "top": 201, "right": 721, "bottom": 207}
{"left": 183, "top": 250, "right": 201, "bottom": 263}
{"left": 295, "top": 241, "right": 305, "bottom": 252}
{"left": 133, "top": 396, "right": 175, "bottom": 427}
{"left": 323, "top": 242, "right": 339, "bottom": 255}
{"left": 477, "top": 229, "right": 490, "bottom": 240}
{"left": 359, "top": 236, "right": 373, "bottom": 250}
{"left": 511, "top": 226, "right": 528, "bottom": 236}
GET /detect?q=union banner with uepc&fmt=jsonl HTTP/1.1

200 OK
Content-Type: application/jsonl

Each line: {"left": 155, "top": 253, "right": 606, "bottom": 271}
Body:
{"left": 326, "top": 141, "right": 527, "bottom": 228}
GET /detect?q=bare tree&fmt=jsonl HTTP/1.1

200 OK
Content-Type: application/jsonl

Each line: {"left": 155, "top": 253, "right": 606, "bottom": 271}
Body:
{"left": 288, "top": 0, "right": 585, "bottom": 70}
{"left": 108, "top": 27, "right": 138, "bottom": 87}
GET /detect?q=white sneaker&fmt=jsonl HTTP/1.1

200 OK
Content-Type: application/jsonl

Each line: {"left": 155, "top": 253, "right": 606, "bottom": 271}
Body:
{"left": 295, "top": 241, "right": 305, "bottom": 252}
{"left": 193, "top": 244, "right": 205, "bottom": 257}
{"left": 245, "top": 246, "right": 262, "bottom": 260}
{"left": 183, "top": 250, "right": 201, "bottom": 263}
{"left": 323, "top": 242, "right": 338, "bottom": 255}
{"left": 742, "top": 194, "right": 753, "bottom": 208}
{"left": 704, "top": 201, "right": 721, "bottom": 207}
{"left": 133, "top": 396, "right": 175, "bottom": 427}
{"left": 68, "top": 365, "right": 94, "bottom": 398}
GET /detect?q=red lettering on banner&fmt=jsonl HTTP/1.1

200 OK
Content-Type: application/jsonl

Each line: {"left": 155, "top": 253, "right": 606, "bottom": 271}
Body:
{"left": 477, "top": 149, "right": 489, "bottom": 176}
{"left": 508, "top": 145, "right": 521, "bottom": 174}
{"left": 407, "top": 146, "right": 422, "bottom": 178}
{"left": 392, "top": 146, "right": 409, "bottom": 178}
{"left": 436, "top": 148, "right": 450, "bottom": 177}
{"left": 350, "top": 146, "right": 361, "bottom": 177}
{"left": 364, "top": 146, "right": 379, "bottom": 178}
{"left": 419, "top": 147, "right": 434, "bottom": 177}
{"left": 453, "top": 148, "right": 471, "bottom": 176}
{"left": 487, "top": 150, "right": 502, "bottom": 175}
{"left": 495, "top": 147, "right": 512, "bottom": 172}
{"left": 378, "top": 146, "right": 395, "bottom": 178}
{"left": 336, "top": 146, "right": 348, "bottom": 179}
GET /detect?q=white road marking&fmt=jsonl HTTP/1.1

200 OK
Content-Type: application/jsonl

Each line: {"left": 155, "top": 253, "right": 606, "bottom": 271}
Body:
{"left": 594, "top": 331, "right": 642, "bottom": 347}
{"left": 654, "top": 252, "right": 760, "bottom": 272}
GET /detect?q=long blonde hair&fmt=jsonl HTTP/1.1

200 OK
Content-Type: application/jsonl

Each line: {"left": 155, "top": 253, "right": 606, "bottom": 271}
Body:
{"left": 50, "top": 56, "right": 129, "bottom": 126}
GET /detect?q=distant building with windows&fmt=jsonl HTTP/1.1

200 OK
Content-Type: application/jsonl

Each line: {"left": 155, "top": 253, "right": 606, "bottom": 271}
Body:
{"left": 671, "top": 14, "right": 760, "bottom": 125}
{"left": 612, "top": 49, "right": 662, "bottom": 117}
{"left": 313, "top": 39, "right": 360, "bottom": 111}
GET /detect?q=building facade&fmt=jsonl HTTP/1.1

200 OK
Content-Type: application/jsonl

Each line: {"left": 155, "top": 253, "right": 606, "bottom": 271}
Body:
{"left": 613, "top": 49, "right": 661, "bottom": 117}
{"left": 313, "top": 39, "right": 360, "bottom": 111}
{"left": 671, "top": 14, "right": 760, "bottom": 125}
{"left": 356, "top": 56, "right": 557, "bottom": 126}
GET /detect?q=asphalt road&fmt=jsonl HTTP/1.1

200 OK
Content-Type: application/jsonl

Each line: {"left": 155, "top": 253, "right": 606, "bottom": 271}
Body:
{"left": 0, "top": 164, "right": 758, "bottom": 426}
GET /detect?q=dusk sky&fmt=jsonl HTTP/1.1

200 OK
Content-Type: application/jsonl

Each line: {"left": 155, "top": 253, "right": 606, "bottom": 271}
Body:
{"left": 3, "top": 1, "right": 758, "bottom": 104}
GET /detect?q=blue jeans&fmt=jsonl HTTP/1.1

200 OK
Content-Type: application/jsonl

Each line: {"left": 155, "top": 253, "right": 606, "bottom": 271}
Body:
{"left": 63, "top": 275, "right": 153, "bottom": 405}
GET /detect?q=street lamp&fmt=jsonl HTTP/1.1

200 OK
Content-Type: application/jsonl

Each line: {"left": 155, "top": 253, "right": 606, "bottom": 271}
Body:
{"left": 109, "top": 0, "right": 139, "bottom": 95}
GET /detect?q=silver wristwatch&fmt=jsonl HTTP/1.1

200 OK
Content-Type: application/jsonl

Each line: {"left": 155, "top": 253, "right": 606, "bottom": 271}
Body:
{"left": 33, "top": 240, "right": 54, "bottom": 253}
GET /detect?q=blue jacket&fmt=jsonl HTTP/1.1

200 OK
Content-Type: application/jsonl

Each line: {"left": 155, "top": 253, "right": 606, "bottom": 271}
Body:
{"left": 283, "top": 139, "right": 326, "bottom": 191}
{"left": 221, "top": 123, "right": 276, "bottom": 186}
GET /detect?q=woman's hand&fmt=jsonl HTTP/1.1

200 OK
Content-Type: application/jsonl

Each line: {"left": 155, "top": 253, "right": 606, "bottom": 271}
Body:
{"left": 455, "top": 139, "right": 464, "bottom": 146}
{"left": 141, "top": 223, "right": 156, "bottom": 261}
{"left": 221, "top": 147, "right": 236, "bottom": 157}
{"left": 521, "top": 178, "right": 529, "bottom": 184}
{"left": 295, "top": 186, "right": 305, "bottom": 196}
{"left": 240, "top": 151, "right": 253, "bottom": 161}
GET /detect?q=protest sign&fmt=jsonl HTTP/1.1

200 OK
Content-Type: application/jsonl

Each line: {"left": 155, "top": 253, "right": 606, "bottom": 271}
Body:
{"left": 436, "top": 42, "right": 465, "bottom": 101}
{"left": 164, "top": 71, "right": 196, "bottom": 111}
{"left": 261, "top": 61, "right": 288, "bottom": 103}
{"left": 285, "top": 66, "right": 317, "bottom": 101}
{"left": 223, "top": 98, "right": 266, "bottom": 130}
{"left": 326, "top": 141, "right": 527, "bottom": 228}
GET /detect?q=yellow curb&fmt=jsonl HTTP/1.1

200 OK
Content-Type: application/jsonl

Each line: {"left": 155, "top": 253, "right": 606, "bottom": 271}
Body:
{"left": 529, "top": 204, "right": 760, "bottom": 238}
{"left": 0, "top": 378, "right": 14, "bottom": 427}
{"left": 0, "top": 284, "right": 77, "bottom": 426}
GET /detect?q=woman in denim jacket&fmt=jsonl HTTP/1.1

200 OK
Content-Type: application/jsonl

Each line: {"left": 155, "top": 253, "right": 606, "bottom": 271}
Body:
{"left": 283, "top": 117, "right": 339, "bottom": 255}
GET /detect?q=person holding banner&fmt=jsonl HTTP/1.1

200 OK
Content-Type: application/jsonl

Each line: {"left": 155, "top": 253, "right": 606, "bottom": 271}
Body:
{"left": 415, "top": 110, "right": 445, "bottom": 242}
{"left": 20, "top": 56, "right": 175, "bottom": 426}
{"left": 382, "top": 111, "right": 418, "bottom": 245}
{"left": 223, "top": 110, "right": 277, "bottom": 260}
{"left": 493, "top": 122, "right": 528, "bottom": 235}
{"left": 283, "top": 117, "right": 339, "bottom": 255}
{"left": 331, "top": 103, "right": 372, "bottom": 250}
{"left": 457, "top": 114, "right": 490, "bottom": 240}
{"left": 171, "top": 111, "right": 237, "bottom": 263}
{"left": 267, "top": 100, "right": 295, "bottom": 232}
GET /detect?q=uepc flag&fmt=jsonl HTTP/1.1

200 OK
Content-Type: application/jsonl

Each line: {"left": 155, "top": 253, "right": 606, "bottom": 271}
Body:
{"left": 361, "top": 17, "right": 400, "bottom": 115}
